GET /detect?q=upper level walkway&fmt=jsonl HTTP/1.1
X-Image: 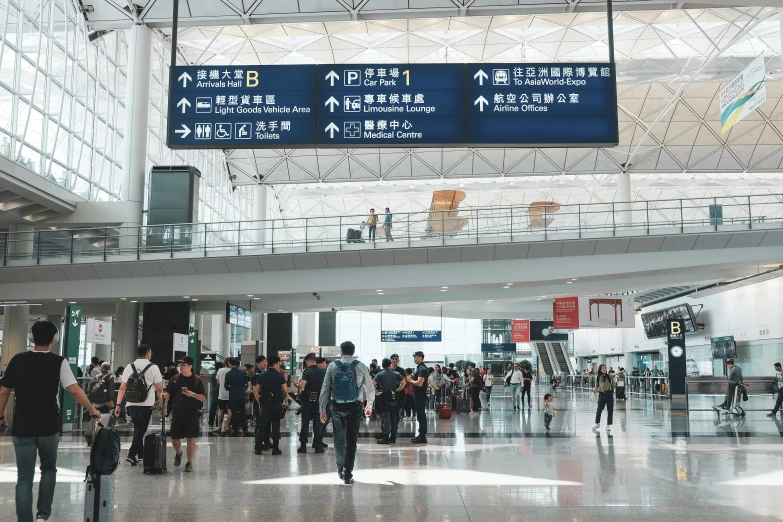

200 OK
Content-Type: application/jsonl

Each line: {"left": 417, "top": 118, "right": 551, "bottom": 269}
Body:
{"left": 3, "top": 194, "right": 783, "bottom": 267}
{"left": 0, "top": 195, "right": 781, "bottom": 302}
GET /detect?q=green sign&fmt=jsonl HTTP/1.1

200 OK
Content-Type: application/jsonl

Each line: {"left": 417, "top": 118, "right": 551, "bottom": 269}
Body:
{"left": 188, "top": 328, "right": 200, "bottom": 373}
{"left": 61, "top": 305, "right": 82, "bottom": 426}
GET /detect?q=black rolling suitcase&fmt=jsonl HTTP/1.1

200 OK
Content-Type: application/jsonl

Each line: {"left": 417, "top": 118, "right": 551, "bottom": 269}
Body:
{"left": 346, "top": 228, "right": 363, "bottom": 243}
{"left": 457, "top": 387, "right": 470, "bottom": 414}
{"left": 84, "top": 415, "right": 120, "bottom": 522}
{"left": 142, "top": 410, "right": 167, "bottom": 474}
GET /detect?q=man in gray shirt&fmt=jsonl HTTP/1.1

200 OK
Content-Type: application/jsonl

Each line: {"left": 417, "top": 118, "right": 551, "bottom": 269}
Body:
{"left": 716, "top": 359, "right": 742, "bottom": 411}
{"left": 319, "top": 341, "right": 374, "bottom": 485}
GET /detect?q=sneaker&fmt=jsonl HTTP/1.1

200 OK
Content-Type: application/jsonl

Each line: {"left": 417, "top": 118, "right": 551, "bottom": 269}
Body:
{"left": 272, "top": 447, "right": 282, "bottom": 455}
{"left": 126, "top": 455, "right": 139, "bottom": 466}
{"left": 389, "top": 438, "right": 397, "bottom": 444}
{"left": 410, "top": 436, "right": 428, "bottom": 444}
{"left": 315, "top": 445, "right": 325, "bottom": 454}
{"left": 607, "top": 426, "right": 612, "bottom": 432}
{"left": 767, "top": 412, "right": 777, "bottom": 417}
{"left": 377, "top": 437, "right": 391, "bottom": 445}
{"left": 545, "top": 426, "right": 551, "bottom": 430}
{"left": 592, "top": 425, "right": 599, "bottom": 432}
{"left": 313, "top": 442, "right": 328, "bottom": 449}
{"left": 343, "top": 475, "right": 354, "bottom": 485}
{"left": 35, "top": 516, "right": 48, "bottom": 521}
{"left": 184, "top": 462, "right": 193, "bottom": 472}
{"left": 174, "top": 452, "right": 183, "bottom": 467}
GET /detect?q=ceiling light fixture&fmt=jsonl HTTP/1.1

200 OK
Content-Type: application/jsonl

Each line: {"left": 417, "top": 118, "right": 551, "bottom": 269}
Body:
{"left": 192, "top": 298, "right": 198, "bottom": 301}
{"left": 69, "top": 301, "right": 77, "bottom": 304}
{"left": 55, "top": 298, "right": 63, "bottom": 302}
{"left": 441, "top": 286, "right": 448, "bottom": 289}
{"left": 131, "top": 300, "right": 137, "bottom": 303}
{"left": 571, "top": 278, "right": 578, "bottom": 281}
{"left": 183, "top": 296, "right": 190, "bottom": 299}
{"left": 507, "top": 283, "right": 514, "bottom": 286}
{"left": 441, "top": 289, "right": 447, "bottom": 292}
{"left": 254, "top": 297, "right": 260, "bottom": 300}
{"left": 566, "top": 281, "right": 572, "bottom": 284}
{"left": 487, "top": 300, "right": 493, "bottom": 303}
{"left": 503, "top": 286, "right": 509, "bottom": 289}
{"left": 247, "top": 294, "right": 254, "bottom": 297}
{"left": 119, "top": 297, "right": 126, "bottom": 300}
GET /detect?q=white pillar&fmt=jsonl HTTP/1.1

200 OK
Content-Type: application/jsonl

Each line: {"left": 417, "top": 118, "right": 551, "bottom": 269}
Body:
{"left": 114, "top": 302, "right": 139, "bottom": 367}
{"left": 46, "top": 315, "right": 63, "bottom": 355}
{"left": 120, "top": 25, "right": 152, "bottom": 229}
{"left": 2, "top": 224, "right": 33, "bottom": 371}
{"left": 254, "top": 185, "right": 268, "bottom": 247}
{"left": 297, "top": 312, "right": 317, "bottom": 346}
{"left": 212, "top": 313, "right": 230, "bottom": 358}
{"left": 616, "top": 172, "right": 632, "bottom": 227}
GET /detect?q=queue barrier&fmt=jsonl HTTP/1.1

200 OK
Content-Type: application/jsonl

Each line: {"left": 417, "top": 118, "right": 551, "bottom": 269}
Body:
{"left": 564, "top": 374, "right": 670, "bottom": 398}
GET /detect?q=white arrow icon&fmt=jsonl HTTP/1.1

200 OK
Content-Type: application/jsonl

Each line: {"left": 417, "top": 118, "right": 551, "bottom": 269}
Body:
{"left": 175, "top": 124, "right": 191, "bottom": 139}
{"left": 325, "top": 96, "right": 339, "bottom": 112}
{"left": 325, "top": 122, "right": 339, "bottom": 138}
{"left": 72, "top": 320, "right": 78, "bottom": 327}
{"left": 178, "top": 71, "right": 192, "bottom": 88}
{"left": 325, "top": 70, "right": 340, "bottom": 86}
{"left": 474, "top": 69, "right": 488, "bottom": 85}
{"left": 177, "top": 98, "right": 191, "bottom": 114}
{"left": 475, "top": 96, "right": 489, "bottom": 111}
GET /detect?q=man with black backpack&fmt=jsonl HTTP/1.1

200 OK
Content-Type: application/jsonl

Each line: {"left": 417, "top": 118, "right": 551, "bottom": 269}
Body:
{"left": 114, "top": 344, "right": 164, "bottom": 466}
{"left": 88, "top": 362, "right": 115, "bottom": 414}
{"left": 164, "top": 357, "right": 205, "bottom": 472}
{"left": 319, "top": 341, "right": 374, "bottom": 484}
{"left": 0, "top": 320, "right": 101, "bottom": 522}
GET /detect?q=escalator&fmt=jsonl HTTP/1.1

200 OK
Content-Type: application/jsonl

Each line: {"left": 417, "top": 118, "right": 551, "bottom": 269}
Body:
{"left": 533, "top": 342, "right": 554, "bottom": 377}
{"left": 550, "top": 342, "right": 574, "bottom": 375}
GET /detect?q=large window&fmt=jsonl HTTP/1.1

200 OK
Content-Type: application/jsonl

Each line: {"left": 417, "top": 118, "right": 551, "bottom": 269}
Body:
{"left": 0, "top": 0, "right": 253, "bottom": 224}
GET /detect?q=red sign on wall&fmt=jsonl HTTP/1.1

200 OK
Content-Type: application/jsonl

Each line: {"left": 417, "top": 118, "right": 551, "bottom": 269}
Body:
{"left": 553, "top": 297, "right": 580, "bottom": 329}
{"left": 511, "top": 320, "right": 530, "bottom": 343}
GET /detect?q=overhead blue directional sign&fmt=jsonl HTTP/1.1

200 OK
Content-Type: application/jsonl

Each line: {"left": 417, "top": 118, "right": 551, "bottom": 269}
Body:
{"left": 317, "top": 64, "right": 466, "bottom": 146}
{"left": 167, "top": 65, "right": 316, "bottom": 148}
{"left": 166, "top": 63, "right": 618, "bottom": 149}
{"left": 466, "top": 63, "right": 618, "bottom": 146}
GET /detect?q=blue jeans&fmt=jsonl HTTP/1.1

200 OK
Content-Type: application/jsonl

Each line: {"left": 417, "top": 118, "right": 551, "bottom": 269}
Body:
{"left": 13, "top": 434, "right": 59, "bottom": 522}
{"left": 511, "top": 385, "right": 521, "bottom": 408}
{"left": 127, "top": 405, "right": 153, "bottom": 459}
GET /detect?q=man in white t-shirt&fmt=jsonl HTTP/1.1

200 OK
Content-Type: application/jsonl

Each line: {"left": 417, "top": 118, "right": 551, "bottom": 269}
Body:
{"left": 505, "top": 363, "right": 523, "bottom": 411}
{"left": 114, "top": 344, "right": 164, "bottom": 466}
{"left": 216, "top": 358, "right": 232, "bottom": 433}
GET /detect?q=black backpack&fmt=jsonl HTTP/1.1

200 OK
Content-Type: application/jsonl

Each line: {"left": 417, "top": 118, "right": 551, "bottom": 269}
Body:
{"left": 87, "top": 375, "right": 110, "bottom": 404}
{"left": 125, "top": 363, "right": 154, "bottom": 403}
{"left": 85, "top": 420, "right": 121, "bottom": 478}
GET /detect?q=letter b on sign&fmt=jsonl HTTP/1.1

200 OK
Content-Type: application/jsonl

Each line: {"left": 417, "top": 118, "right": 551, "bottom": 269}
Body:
{"left": 671, "top": 321, "right": 681, "bottom": 335}
{"left": 247, "top": 71, "right": 259, "bottom": 87}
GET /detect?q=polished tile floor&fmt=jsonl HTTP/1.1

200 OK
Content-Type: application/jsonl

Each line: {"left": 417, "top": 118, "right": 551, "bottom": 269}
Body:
{"left": 2, "top": 388, "right": 783, "bottom": 521}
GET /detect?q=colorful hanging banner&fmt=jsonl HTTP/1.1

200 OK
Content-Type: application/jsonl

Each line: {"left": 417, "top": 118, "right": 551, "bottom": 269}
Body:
{"left": 720, "top": 54, "right": 766, "bottom": 133}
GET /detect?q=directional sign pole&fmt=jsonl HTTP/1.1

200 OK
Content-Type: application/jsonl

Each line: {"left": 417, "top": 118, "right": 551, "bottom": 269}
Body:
{"left": 166, "top": 0, "right": 180, "bottom": 146}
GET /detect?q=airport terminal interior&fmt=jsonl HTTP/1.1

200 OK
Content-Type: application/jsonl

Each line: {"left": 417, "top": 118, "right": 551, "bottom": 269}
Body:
{"left": 4, "top": 0, "right": 783, "bottom": 520}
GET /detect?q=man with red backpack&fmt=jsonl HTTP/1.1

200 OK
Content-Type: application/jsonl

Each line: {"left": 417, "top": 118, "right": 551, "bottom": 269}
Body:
{"left": 163, "top": 357, "right": 205, "bottom": 472}
{"left": 319, "top": 341, "right": 374, "bottom": 484}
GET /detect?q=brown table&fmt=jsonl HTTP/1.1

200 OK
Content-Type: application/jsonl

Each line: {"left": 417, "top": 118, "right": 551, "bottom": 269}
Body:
{"left": 588, "top": 298, "right": 623, "bottom": 325}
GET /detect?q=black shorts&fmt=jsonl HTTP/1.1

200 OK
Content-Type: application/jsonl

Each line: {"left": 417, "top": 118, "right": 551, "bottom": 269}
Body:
{"left": 218, "top": 399, "right": 230, "bottom": 412}
{"left": 170, "top": 411, "right": 200, "bottom": 439}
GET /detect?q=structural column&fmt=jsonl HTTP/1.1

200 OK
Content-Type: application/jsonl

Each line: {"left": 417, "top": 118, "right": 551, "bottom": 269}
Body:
{"left": 46, "top": 315, "right": 63, "bottom": 355}
{"left": 120, "top": 25, "right": 152, "bottom": 250}
{"left": 212, "top": 312, "right": 228, "bottom": 359}
{"left": 254, "top": 185, "right": 268, "bottom": 247}
{"left": 114, "top": 302, "right": 140, "bottom": 367}
{"left": 1, "top": 224, "right": 33, "bottom": 370}
{"left": 615, "top": 172, "right": 632, "bottom": 228}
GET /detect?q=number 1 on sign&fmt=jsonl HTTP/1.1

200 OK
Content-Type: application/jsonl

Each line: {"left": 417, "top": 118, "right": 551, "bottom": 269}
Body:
{"left": 403, "top": 70, "right": 410, "bottom": 86}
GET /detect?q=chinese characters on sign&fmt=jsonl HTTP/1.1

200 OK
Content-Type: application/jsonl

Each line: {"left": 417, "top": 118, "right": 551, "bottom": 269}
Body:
{"left": 167, "top": 63, "right": 618, "bottom": 149}
{"left": 511, "top": 320, "right": 530, "bottom": 343}
{"left": 553, "top": 297, "right": 580, "bottom": 329}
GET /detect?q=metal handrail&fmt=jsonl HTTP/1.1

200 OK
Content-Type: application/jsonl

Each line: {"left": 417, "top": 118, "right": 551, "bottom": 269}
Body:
{"left": 3, "top": 193, "right": 783, "bottom": 265}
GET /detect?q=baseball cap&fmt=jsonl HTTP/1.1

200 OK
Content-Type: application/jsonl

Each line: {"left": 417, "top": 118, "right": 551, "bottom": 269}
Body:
{"left": 390, "top": 353, "right": 399, "bottom": 359}
{"left": 413, "top": 351, "right": 424, "bottom": 358}
{"left": 180, "top": 356, "right": 195, "bottom": 366}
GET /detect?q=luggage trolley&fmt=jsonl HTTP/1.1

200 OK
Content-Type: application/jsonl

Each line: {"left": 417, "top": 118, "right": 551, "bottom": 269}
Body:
{"left": 731, "top": 383, "right": 748, "bottom": 417}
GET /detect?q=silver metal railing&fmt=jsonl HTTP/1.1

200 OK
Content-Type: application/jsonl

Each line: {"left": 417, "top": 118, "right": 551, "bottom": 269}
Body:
{"left": 3, "top": 193, "right": 782, "bottom": 265}
{"left": 565, "top": 374, "right": 671, "bottom": 397}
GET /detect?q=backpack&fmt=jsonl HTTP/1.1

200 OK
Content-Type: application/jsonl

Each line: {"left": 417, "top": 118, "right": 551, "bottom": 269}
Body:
{"left": 476, "top": 372, "right": 485, "bottom": 390}
{"left": 85, "top": 418, "right": 121, "bottom": 478}
{"left": 125, "top": 363, "right": 154, "bottom": 403}
{"left": 87, "top": 375, "right": 110, "bottom": 404}
{"left": 333, "top": 360, "right": 360, "bottom": 404}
